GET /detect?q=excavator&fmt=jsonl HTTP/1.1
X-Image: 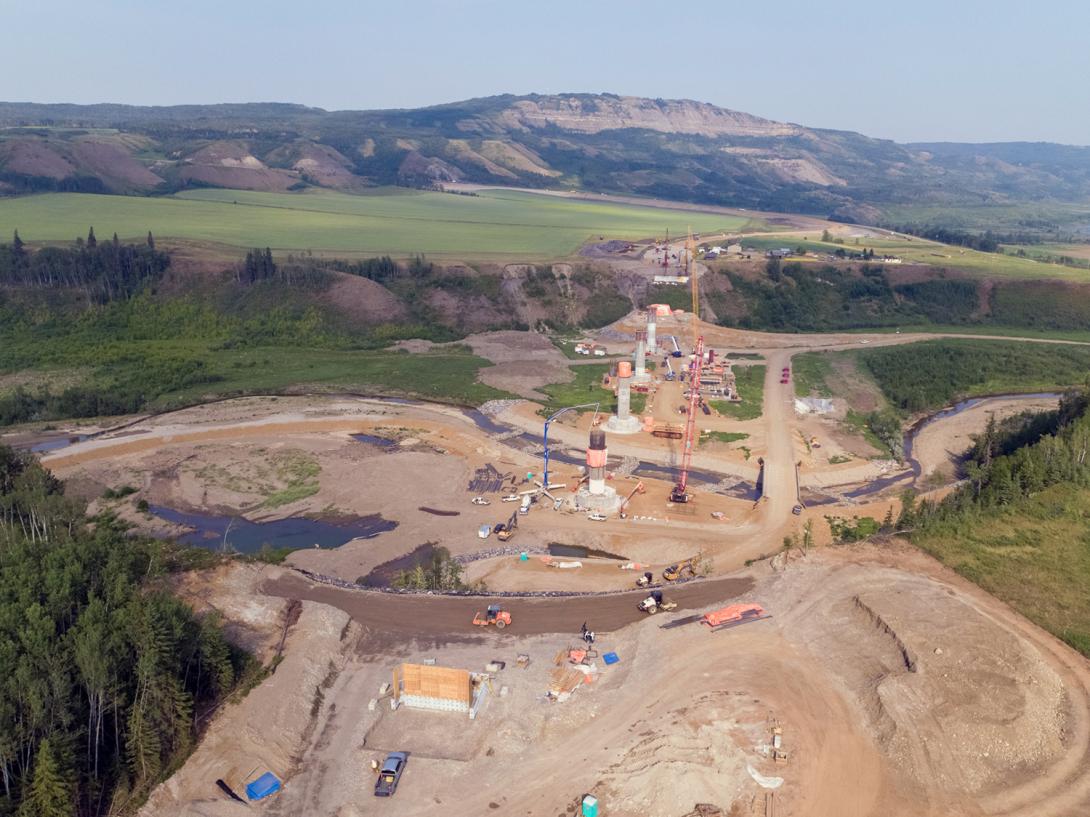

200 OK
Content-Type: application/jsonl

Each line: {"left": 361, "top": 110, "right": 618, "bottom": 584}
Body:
{"left": 663, "top": 555, "right": 700, "bottom": 582}
{"left": 637, "top": 590, "right": 677, "bottom": 615}
{"left": 496, "top": 511, "right": 518, "bottom": 541}
{"left": 618, "top": 481, "right": 646, "bottom": 519}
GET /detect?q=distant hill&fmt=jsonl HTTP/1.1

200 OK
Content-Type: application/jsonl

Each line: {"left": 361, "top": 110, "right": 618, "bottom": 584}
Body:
{"left": 2, "top": 94, "right": 1089, "bottom": 222}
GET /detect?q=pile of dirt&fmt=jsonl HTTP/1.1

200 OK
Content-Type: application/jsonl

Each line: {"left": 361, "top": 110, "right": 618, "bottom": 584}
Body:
{"left": 321, "top": 272, "right": 407, "bottom": 324}
{"left": 777, "top": 554, "right": 1066, "bottom": 796}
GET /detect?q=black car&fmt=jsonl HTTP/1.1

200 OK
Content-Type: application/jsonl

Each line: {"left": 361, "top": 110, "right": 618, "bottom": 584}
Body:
{"left": 374, "top": 752, "right": 408, "bottom": 797}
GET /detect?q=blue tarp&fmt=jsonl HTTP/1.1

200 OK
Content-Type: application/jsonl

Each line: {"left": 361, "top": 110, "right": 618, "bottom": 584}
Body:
{"left": 246, "top": 772, "right": 281, "bottom": 801}
{"left": 602, "top": 652, "right": 619, "bottom": 665}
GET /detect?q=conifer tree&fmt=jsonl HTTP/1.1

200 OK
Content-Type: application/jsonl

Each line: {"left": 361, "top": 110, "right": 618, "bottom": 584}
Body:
{"left": 18, "top": 738, "right": 71, "bottom": 817}
{"left": 86, "top": 227, "right": 96, "bottom": 248}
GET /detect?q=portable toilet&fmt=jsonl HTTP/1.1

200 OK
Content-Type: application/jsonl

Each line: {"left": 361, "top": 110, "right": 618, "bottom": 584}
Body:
{"left": 581, "top": 794, "right": 599, "bottom": 817}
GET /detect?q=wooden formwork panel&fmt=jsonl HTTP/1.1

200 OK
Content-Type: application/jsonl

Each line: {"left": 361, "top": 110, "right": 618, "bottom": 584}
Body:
{"left": 394, "top": 663, "right": 472, "bottom": 707}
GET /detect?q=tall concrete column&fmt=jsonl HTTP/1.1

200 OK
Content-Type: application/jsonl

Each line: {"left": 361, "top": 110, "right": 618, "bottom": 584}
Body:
{"left": 646, "top": 307, "right": 658, "bottom": 353}
{"left": 587, "top": 428, "right": 607, "bottom": 495}
{"left": 605, "top": 361, "right": 641, "bottom": 433}
{"left": 633, "top": 330, "right": 649, "bottom": 383}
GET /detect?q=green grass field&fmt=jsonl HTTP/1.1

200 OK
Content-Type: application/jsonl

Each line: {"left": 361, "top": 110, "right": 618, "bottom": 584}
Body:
{"left": 0, "top": 342, "right": 513, "bottom": 418}
{"left": 792, "top": 353, "right": 834, "bottom": 398}
{"left": 740, "top": 233, "right": 1090, "bottom": 281}
{"left": 0, "top": 187, "right": 753, "bottom": 259}
{"left": 538, "top": 364, "right": 645, "bottom": 417}
{"left": 711, "top": 365, "right": 765, "bottom": 420}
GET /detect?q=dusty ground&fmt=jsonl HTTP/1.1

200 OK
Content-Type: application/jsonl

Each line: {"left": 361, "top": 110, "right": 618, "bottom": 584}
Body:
{"left": 395, "top": 330, "right": 574, "bottom": 399}
{"left": 31, "top": 319, "right": 1090, "bottom": 817}
{"left": 142, "top": 543, "right": 1090, "bottom": 817}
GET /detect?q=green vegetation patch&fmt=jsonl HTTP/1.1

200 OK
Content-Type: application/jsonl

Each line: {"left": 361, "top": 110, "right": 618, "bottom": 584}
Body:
{"left": 538, "top": 364, "right": 645, "bottom": 417}
{"left": 903, "top": 390, "right": 1090, "bottom": 656}
{"left": 262, "top": 450, "right": 321, "bottom": 508}
{"left": 711, "top": 365, "right": 765, "bottom": 420}
{"left": 700, "top": 430, "right": 749, "bottom": 447}
{"left": 858, "top": 339, "right": 1090, "bottom": 414}
{"left": 0, "top": 187, "right": 749, "bottom": 259}
{"left": 791, "top": 353, "right": 834, "bottom": 398}
{"left": 915, "top": 481, "right": 1090, "bottom": 656}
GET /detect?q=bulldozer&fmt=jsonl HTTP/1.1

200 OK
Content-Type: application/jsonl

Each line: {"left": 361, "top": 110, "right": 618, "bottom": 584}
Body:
{"left": 472, "top": 605, "right": 511, "bottom": 629}
{"left": 637, "top": 590, "right": 677, "bottom": 615}
{"left": 663, "top": 555, "right": 700, "bottom": 582}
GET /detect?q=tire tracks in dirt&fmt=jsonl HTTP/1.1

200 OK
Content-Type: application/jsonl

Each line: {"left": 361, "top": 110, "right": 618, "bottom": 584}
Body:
{"left": 261, "top": 570, "right": 755, "bottom": 651}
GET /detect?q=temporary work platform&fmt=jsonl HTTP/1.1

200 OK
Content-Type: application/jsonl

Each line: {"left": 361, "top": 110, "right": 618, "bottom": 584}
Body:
{"left": 393, "top": 663, "right": 473, "bottom": 713}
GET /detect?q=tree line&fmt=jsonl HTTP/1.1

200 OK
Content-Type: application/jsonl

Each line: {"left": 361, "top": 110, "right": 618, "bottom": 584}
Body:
{"left": 0, "top": 446, "right": 254, "bottom": 816}
{"left": 858, "top": 339, "right": 1090, "bottom": 414}
{"left": 895, "top": 388, "right": 1090, "bottom": 536}
{"left": 0, "top": 230, "right": 170, "bottom": 303}
{"left": 886, "top": 225, "right": 1039, "bottom": 252}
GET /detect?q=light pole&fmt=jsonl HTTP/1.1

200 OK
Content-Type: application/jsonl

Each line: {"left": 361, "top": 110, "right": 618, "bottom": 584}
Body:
{"left": 542, "top": 402, "right": 600, "bottom": 489}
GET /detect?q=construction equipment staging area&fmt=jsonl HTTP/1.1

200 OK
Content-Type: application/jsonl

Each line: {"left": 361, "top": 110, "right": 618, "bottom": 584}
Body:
{"left": 45, "top": 226, "right": 1090, "bottom": 817}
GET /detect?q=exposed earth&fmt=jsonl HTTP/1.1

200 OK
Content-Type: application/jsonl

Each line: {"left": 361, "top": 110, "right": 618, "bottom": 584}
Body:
{"left": 16, "top": 315, "right": 1090, "bottom": 817}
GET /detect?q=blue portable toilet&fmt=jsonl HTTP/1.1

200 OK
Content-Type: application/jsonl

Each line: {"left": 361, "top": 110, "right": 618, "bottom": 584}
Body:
{"left": 582, "top": 794, "right": 599, "bottom": 817}
{"left": 246, "top": 772, "right": 281, "bottom": 801}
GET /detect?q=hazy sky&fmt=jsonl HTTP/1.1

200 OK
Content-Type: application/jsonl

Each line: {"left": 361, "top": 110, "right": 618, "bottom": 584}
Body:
{"left": 5, "top": 0, "right": 1088, "bottom": 145}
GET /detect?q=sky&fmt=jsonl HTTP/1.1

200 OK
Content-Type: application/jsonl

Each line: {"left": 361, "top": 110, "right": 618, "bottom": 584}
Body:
{"left": 4, "top": 0, "right": 1089, "bottom": 145}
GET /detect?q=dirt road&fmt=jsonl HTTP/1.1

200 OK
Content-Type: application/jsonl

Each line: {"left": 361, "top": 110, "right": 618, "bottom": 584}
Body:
{"left": 261, "top": 570, "right": 755, "bottom": 649}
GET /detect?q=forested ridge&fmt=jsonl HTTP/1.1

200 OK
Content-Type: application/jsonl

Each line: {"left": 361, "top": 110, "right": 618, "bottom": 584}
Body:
{"left": 0, "top": 446, "right": 253, "bottom": 816}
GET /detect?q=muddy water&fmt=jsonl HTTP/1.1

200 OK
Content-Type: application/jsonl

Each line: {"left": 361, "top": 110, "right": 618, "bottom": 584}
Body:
{"left": 149, "top": 505, "right": 398, "bottom": 553}
{"left": 547, "top": 543, "right": 627, "bottom": 560}
{"left": 350, "top": 432, "right": 397, "bottom": 448}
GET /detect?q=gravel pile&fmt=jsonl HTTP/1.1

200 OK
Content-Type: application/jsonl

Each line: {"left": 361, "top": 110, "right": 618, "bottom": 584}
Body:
{"left": 478, "top": 399, "right": 524, "bottom": 416}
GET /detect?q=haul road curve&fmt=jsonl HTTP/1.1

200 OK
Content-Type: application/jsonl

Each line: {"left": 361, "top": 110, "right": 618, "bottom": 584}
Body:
{"left": 262, "top": 571, "right": 755, "bottom": 650}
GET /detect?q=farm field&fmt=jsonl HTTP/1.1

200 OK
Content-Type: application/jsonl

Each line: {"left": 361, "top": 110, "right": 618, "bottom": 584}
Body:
{"left": 739, "top": 232, "right": 1090, "bottom": 280}
{"left": 0, "top": 186, "right": 753, "bottom": 259}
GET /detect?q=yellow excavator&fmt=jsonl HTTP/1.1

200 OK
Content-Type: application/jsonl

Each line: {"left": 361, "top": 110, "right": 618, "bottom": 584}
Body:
{"left": 663, "top": 555, "right": 700, "bottom": 582}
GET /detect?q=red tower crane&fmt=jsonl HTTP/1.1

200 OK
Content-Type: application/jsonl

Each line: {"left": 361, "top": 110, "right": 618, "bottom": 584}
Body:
{"left": 671, "top": 335, "right": 703, "bottom": 503}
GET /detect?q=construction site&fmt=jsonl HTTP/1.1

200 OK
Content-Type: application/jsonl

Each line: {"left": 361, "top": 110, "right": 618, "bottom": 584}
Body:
{"left": 25, "top": 230, "right": 1090, "bottom": 817}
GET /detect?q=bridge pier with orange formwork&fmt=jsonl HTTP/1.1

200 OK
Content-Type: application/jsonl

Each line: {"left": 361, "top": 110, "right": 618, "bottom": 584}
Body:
{"left": 575, "top": 427, "right": 622, "bottom": 514}
{"left": 604, "top": 361, "right": 641, "bottom": 434}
